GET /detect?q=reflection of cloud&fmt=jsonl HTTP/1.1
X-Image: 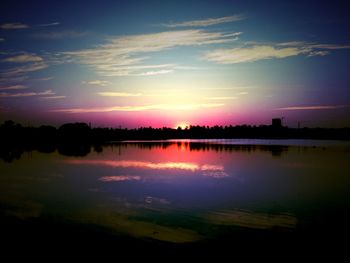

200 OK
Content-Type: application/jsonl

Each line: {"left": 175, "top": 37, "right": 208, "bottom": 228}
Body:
{"left": 99, "top": 175, "right": 141, "bottom": 182}
{"left": 65, "top": 159, "right": 228, "bottom": 177}
{"left": 201, "top": 164, "right": 224, "bottom": 171}
{"left": 70, "top": 208, "right": 201, "bottom": 243}
{"left": 202, "top": 164, "right": 229, "bottom": 178}
{"left": 206, "top": 209, "right": 297, "bottom": 229}
{"left": 66, "top": 159, "right": 200, "bottom": 171}
{"left": 202, "top": 171, "right": 229, "bottom": 178}
{"left": 163, "top": 15, "right": 245, "bottom": 27}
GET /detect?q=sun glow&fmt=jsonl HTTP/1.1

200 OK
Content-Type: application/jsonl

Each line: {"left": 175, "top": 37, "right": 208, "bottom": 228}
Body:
{"left": 175, "top": 122, "right": 189, "bottom": 129}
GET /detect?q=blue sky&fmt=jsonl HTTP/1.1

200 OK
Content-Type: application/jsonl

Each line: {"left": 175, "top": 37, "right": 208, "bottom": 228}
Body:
{"left": 1, "top": 0, "right": 350, "bottom": 127}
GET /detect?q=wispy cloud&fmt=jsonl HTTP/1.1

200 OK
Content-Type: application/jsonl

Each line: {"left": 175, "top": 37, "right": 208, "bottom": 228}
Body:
{"left": 0, "top": 52, "right": 47, "bottom": 79}
{"left": 0, "top": 85, "right": 27, "bottom": 91}
{"left": 64, "top": 30, "right": 240, "bottom": 76}
{"left": 0, "top": 22, "right": 29, "bottom": 29}
{"left": 239, "top": 91, "right": 248, "bottom": 95}
{"left": 138, "top": 69, "right": 173, "bottom": 76}
{"left": 0, "top": 90, "right": 54, "bottom": 98}
{"left": 205, "top": 96, "right": 237, "bottom": 100}
{"left": 204, "top": 42, "right": 350, "bottom": 64}
{"left": 37, "top": 22, "right": 60, "bottom": 27}
{"left": 203, "top": 45, "right": 306, "bottom": 64}
{"left": 82, "top": 80, "right": 110, "bottom": 86}
{"left": 0, "top": 62, "right": 47, "bottom": 77}
{"left": 0, "top": 38, "right": 4, "bottom": 42}
{"left": 51, "top": 103, "right": 224, "bottom": 113}
{"left": 307, "top": 51, "right": 329, "bottom": 57}
{"left": 97, "top": 92, "right": 142, "bottom": 97}
{"left": 40, "top": 95, "right": 66, "bottom": 100}
{"left": 34, "top": 76, "right": 53, "bottom": 81}
{"left": 33, "top": 30, "right": 88, "bottom": 39}
{"left": 163, "top": 15, "right": 245, "bottom": 27}
{"left": 2, "top": 53, "right": 43, "bottom": 63}
{"left": 200, "top": 86, "right": 250, "bottom": 91}
{"left": 276, "top": 105, "right": 350, "bottom": 111}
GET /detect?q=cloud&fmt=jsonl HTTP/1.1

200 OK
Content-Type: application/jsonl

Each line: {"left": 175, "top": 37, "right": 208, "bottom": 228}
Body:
{"left": 0, "top": 90, "right": 54, "bottom": 98}
{"left": 0, "top": 22, "right": 29, "bottom": 29}
{"left": 37, "top": 22, "right": 60, "bottom": 27}
{"left": 276, "top": 105, "right": 350, "bottom": 110}
{"left": 98, "top": 92, "right": 142, "bottom": 97}
{"left": 204, "top": 42, "right": 350, "bottom": 64}
{"left": 64, "top": 30, "right": 240, "bottom": 76}
{"left": 163, "top": 15, "right": 245, "bottom": 27}
{"left": 33, "top": 30, "right": 88, "bottom": 39}
{"left": 0, "top": 38, "right": 4, "bottom": 42}
{"left": 40, "top": 96, "right": 66, "bottom": 100}
{"left": 309, "top": 44, "right": 350, "bottom": 50}
{"left": 307, "top": 51, "right": 329, "bottom": 57}
{"left": 205, "top": 96, "right": 237, "bottom": 100}
{"left": 51, "top": 103, "right": 224, "bottom": 113}
{"left": 0, "top": 52, "right": 47, "bottom": 79}
{"left": 2, "top": 54, "right": 43, "bottom": 63}
{"left": 203, "top": 45, "right": 307, "bottom": 64}
{"left": 138, "top": 69, "right": 173, "bottom": 76}
{"left": 239, "top": 91, "right": 248, "bottom": 95}
{"left": 34, "top": 76, "right": 53, "bottom": 81}
{"left": 0, "top": 62, "right": 48, "bottom": 77}
{"left": 0, "top": 85, "right": 27, "bottom": 91}
{"left": 82, "top": 80, "right": 110, "bottom": 86}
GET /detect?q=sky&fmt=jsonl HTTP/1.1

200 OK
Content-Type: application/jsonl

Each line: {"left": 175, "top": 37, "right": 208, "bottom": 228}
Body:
{"left": 0, "top": 0, "right": 350, "bottom": 128}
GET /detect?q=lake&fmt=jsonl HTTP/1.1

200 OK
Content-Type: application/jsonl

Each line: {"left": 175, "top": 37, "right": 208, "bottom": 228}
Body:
{"left": 1, "top": 139, "right": 350, "bottom": 256}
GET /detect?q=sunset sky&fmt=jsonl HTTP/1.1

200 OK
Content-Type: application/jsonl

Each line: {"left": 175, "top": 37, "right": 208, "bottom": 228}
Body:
{"left": 1, "top": 0, "right": 350, "bottom": 128}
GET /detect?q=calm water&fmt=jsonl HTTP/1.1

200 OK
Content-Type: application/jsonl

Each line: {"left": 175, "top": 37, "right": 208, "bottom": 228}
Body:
{"left": 1, "top": 140, "right": 350, "bottom": 245}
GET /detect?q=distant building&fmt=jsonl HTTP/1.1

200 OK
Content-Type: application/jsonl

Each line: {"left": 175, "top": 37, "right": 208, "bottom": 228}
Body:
{"left": 272, "top": 118, "right": 282, "bottom": 128}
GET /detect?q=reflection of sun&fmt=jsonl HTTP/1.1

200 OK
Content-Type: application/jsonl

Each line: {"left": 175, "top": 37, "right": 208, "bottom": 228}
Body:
{"left": 175, "top": 122, "right": 189, "bottom": 130}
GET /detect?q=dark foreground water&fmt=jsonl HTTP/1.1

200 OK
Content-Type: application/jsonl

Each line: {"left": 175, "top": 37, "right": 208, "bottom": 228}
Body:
{"left": 1, "top": 140, "right": 350, "bottom": 258}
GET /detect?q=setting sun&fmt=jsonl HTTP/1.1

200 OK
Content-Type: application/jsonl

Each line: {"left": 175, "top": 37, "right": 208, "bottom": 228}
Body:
{"left": 175, "top": 122, "right": 189, "bottom": 130}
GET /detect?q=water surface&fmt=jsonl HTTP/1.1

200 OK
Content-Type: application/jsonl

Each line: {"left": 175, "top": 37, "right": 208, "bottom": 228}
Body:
{"left": 1, "top": 140, "right": 349, "bottom": 248}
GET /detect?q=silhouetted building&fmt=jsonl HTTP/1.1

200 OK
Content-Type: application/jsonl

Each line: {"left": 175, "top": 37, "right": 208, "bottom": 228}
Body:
{"left": 272, "top": 118, "right": 282, "bottom": 128}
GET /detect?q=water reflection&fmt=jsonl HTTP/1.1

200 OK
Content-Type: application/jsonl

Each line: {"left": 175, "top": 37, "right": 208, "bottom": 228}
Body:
{"left": 0, "top": 140, "right": 293, "bottom": 163}
{"left": 206, "top": 209, "right": 297, "bottom": 229}
{"left": 99, "top": 175, "right": 141, "bottom": 182}
{"left": 1, "top": 140, "right": 350, "bottom": 247}
{"left": 65, "top": 159, "right": 227, "bottom": 179}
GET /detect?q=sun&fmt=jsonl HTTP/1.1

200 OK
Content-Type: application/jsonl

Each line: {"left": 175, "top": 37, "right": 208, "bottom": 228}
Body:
{"left": 175, "top": 122, "right": 189, "bottom": 130}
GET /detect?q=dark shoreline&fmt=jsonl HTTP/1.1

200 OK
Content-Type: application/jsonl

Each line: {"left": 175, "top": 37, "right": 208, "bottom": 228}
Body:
{"left": 1, "top": 120, "right": 350, "bottom": 162}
